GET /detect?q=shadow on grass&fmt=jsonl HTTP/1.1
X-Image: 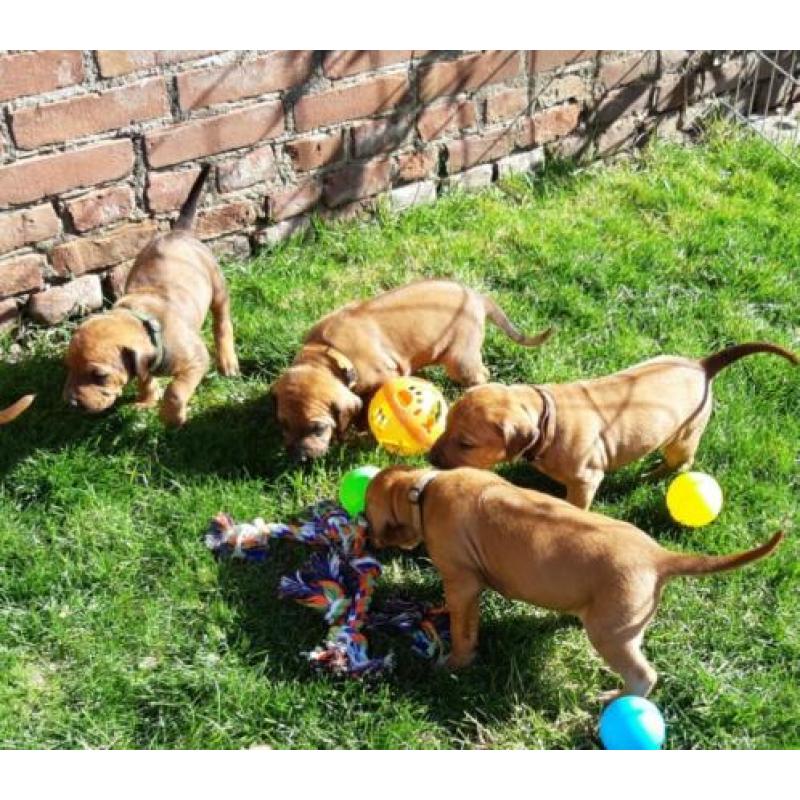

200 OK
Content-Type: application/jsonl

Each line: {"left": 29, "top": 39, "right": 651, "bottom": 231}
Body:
{"left": 214, "top": 538, "right": 588, "bottom": 742}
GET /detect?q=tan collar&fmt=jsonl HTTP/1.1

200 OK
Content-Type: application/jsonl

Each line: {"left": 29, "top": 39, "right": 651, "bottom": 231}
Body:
{"left": 520, "top": 386, "right": 556, "bottom": 462}
{"left": 302, "top": 343, "right": 358, "bottom": 389}
{"left": 408, "top": 470, "right": 439, "bottom": 537}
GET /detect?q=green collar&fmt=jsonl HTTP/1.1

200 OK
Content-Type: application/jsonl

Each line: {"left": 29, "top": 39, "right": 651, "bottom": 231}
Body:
{"left": 115, "top": 306, "right": 165, "bottom": 374}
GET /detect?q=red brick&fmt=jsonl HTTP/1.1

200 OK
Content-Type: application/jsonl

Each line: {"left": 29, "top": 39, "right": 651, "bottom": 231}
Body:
{"left": 518, "top": 102, "right": 581, "bottom": 147}
{"left": 51, "top": 221, "right": 159, "bottom": 277}
{"left": 0, "top": 297, "right": 19, "bottom": 332}
{"left": 217, "top": 146, "right": 277, "bottom": 193}
{"left": 65, "top": 186, "right": 135, "bottom": 233}
{"left": 285, "top": 132, "right": 344, "bottom": 172}
{"left": 0, "top": 253, "right": 46, "bottom": 298}
{"left": 594, "top": 85, "right": 652, "bottom": 125}
{"left": 397, "top": 150, "right": 438, "bottom": 183}
{"left": 599, "top": 53, "right": 657, "bottom": 90}
{"left": 145, "top": 102, "right": 284, "bottom": 168}
{"left": 323, "top": 51, "right": 412, "bottom": 79}
{"left": 654, "top": 75, "right": 691, "bottom": 113}
{"left": 419, "top": 51, "right": 520, "bottom": 102}
{"left": 701, "top": 61, "right": 746, "bottom": 97}
{"left": 535, "top": 74, "right": 592, "bottom": 107}
{"left": 96, "top": 50, "right": 216, "bottom": 78}
{"left": 294, "top": 75, "right": 410, "bottom": 132}
{"left": 0, "top": 51, "right": 84, "bottom": 102}
{"left": 178, "top": 52, "right": 314, "bottom": 110}
{"left": 195, "top": 201, "right": 258, "bottom": 239}
{"left": 446, "top": 131, "right": 512, "bottom": 173}
{"left": 147, "top": 168, "right": 202, "bottom": 213}
{"left": 323, "top": 158, "right": 392, "bottom": 207}
{"left": 597, "top": 115, "right": 640, "bottom": 156}
{"left": 528, "top": 51, "right": 598, "bottom": 73}
{"left": 268, "top": 180, "right": 323, "bottom": 221}
{"left": 12, "top": 79, "right": 169, "bottom": 150}
{"left": 0, "top": 204, "right": 61, "bottom": 255}
{"left": 417, "top": 99, "right": 477, "bottom": 141}
{"left": 0, "top": 140, "right": 134, "bottom": 208}
{"left": 660, "top": 51, "right": 692, "bottom": 72}
{"left": 28, "top": 274, "right": 102, "bottom": 325}
{"left": 486, "top": 87, "right": 528, "bottom": 123}
{"left": 351, "top": 116, "right": 412, "bottom": 158}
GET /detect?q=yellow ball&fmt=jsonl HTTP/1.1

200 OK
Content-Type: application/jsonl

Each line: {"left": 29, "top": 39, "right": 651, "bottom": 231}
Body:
{"left": 666, "top": 471, "right": 723, "bottom": 527}
{"left": 368, "top": 377, "right": 447, "bottom": 456}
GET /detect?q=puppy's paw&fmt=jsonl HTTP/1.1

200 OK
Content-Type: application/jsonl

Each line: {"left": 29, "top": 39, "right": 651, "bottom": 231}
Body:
{"left": 597, "top": 688, "right": 624, "bottom": 705}
{"left": 438, "top": 651, "right": 476, "bottom": 671}
{"left": 217, "top": 353, "right": 240, "bottom": 378}
{"left": 160, "top": 400, "right": 188, "bottom": 427}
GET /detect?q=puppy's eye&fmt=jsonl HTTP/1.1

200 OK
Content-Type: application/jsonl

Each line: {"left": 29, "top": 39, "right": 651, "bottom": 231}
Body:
{"left": 309, "top": 421, "right": 329, "bottom": 437}
{"left": 459, "top": 439, "right": 475, "bottom": 450}
{"left": 92, "top": 370, "right": 110, "bottom": 385}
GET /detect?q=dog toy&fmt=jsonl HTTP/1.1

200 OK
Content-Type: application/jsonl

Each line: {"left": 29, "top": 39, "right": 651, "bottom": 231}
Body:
{"left": 599, "top": 696, "right": 666, "bottom": 750}
{"left": 666, "top": 471, "right": 723, "bottom": 527}
{"left": 205, "top": 500, "right": 449, "bottom": 676}
{"left": 339, "top": 465, "right": 380, "bottom": 516}
{"left": 368, "top": 376, "right": 448, "bottom": 456}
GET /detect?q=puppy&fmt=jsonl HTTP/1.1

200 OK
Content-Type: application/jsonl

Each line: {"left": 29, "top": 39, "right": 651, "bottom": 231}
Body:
{"left": 272, "top": 280, "right": 552, "bottom": 460}
{"left": 430, "top": 342, "right": 798, "bottom": 508}
{"left": 366, "top": 466, "right": 782, "bottom": 700}
{"left": 0, "top": 394, "right": 34, "bottom": 424}
{"left": 64, "top": 166, "right": 239, "bottom": 426}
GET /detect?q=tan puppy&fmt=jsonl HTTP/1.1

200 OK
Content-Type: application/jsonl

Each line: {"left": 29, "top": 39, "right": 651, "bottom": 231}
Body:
{"left": 64, "top": 166, "right": 239, "bottom": 426}
{"left": 430, "top": 342, "right": 798, "bottom": 508}
{"left": 0, "top": 394, "right": 34, "bottom": 424}
{"left": 272, "top": 280, "right": 551, "bottom": 460}
{"left": 366, "top": 466, "right": 782, "bottom": 699}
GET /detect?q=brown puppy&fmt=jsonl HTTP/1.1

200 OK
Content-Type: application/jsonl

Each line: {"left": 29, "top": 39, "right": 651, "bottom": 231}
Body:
{"left": 272, "top": 280, "right": 551, "bottom": 460}
{"left": 430, "top": 342, "right": 798, "bottom": 508}
{"left": 366, "top": 466, "right": 782, "bottom": 699}
{"left": 64, "top": 166, "right": 239, "bottom": 426}
{"left": 0, "top": 394, "right": 34, "bottom": 424}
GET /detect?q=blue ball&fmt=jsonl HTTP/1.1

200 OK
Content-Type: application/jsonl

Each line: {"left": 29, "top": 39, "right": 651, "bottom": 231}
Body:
{"left": 599, "top": 696, "right": 666, "bottom": 750}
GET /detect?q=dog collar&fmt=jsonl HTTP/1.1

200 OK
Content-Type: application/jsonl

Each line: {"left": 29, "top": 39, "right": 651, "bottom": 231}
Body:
{"left": 520, "top": 386, "right": 556, "bottom": 462}
{"left": 304, "top": 343, "right": 358, "bottom": 389}
{"left": 114, "top": 305, "right": 166, "bottom": 374}
{"left": 408, "top": 470, "right": 439, "bottom": 536}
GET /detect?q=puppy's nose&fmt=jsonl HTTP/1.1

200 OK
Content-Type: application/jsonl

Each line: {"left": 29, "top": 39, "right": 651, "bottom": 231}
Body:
{"left": 428, "top": 446, "right": 443, "bottom": 468}
{"left": 289, "top": 445, "right": 310, "bottom": 464}
{"left": 68, "top": 395, "right": 79, "bottom": 409}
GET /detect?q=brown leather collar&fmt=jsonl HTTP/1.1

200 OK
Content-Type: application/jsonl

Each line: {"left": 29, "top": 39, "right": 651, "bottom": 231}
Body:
{"left": 408, "top": 470, "right": 439, "bottom": 537}
{"left": 520, "top": 385, "right": 556, "bottom": 463}
{"left": 302, "top": 343, "right": 358, "bottom": 389}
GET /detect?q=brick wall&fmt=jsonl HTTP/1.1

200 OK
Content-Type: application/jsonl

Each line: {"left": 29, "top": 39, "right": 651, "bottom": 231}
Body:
{"left": 0, "top": 49, "right": 783, "bottom": 330}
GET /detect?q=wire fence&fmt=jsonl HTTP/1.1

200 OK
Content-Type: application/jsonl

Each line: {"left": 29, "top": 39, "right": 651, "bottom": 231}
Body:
{"left": 712, "top": 50, "right": 800, "bottom": 165}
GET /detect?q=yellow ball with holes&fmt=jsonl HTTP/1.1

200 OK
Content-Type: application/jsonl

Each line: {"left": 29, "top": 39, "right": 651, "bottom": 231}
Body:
{"left": 368, "top": 377, "right": 448, "bottom": 456}
{"left": 666, "top": 472, "right": 724, "bottom": 527}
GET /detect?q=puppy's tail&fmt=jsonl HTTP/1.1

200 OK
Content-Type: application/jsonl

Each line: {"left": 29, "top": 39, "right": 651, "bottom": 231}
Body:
{"left": 659, "top": 530, "right": 783, "bottom": 580}
{"left": 483, "top": 295, "right": 553, "bottom": 348}
{"left": 701, "top": 342, "right": 798, "bottom": 380}
{"left": 0, "top": 394, "right": 34, "bottom": 425}
{"left": 173, "top": 164, "right": 211, "bottom": 232}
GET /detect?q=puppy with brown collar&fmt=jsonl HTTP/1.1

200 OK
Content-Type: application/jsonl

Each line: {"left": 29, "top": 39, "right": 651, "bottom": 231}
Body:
{"left": 430, "top": 342, "right": 798, "bottom": 508}
{"left": 271, "top": 280, "right": 552, "bottom": 461}
{"left": 366, "top": 466, "right": 782, "bottom": 700}
{"left": 63, "top": 166, "right": 239, "bottom": 426}
{"left": 0, "top": 395, "right": 34, "bottom": 425}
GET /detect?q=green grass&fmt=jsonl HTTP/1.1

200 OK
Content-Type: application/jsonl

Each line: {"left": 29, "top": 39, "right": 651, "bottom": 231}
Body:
{"left": 1, "top": 124, "right": 798, "bottom": 749}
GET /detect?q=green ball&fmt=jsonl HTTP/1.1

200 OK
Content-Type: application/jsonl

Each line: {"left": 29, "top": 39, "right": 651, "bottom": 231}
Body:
{"left": 339, "top": 466, "right": 380, "bottom": 517}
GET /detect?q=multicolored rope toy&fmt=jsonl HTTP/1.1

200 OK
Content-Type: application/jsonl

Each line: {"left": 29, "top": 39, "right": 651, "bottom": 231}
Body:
{"left": 205, "top": 500, "right": 449, "bottom": 677}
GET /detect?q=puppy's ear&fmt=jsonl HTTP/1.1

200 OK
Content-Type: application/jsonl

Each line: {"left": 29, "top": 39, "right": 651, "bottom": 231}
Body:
{"left": 500, "top": 418, "right": 537, "bottom": 460}
{"left": 331, "top": 385, "right": 363, "bottom": 437}
{"left": 377, "top": 523, "right": 422, "bottom": 550}
{"left": 121, "top": 347, "right": 144, "bottom": 382}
